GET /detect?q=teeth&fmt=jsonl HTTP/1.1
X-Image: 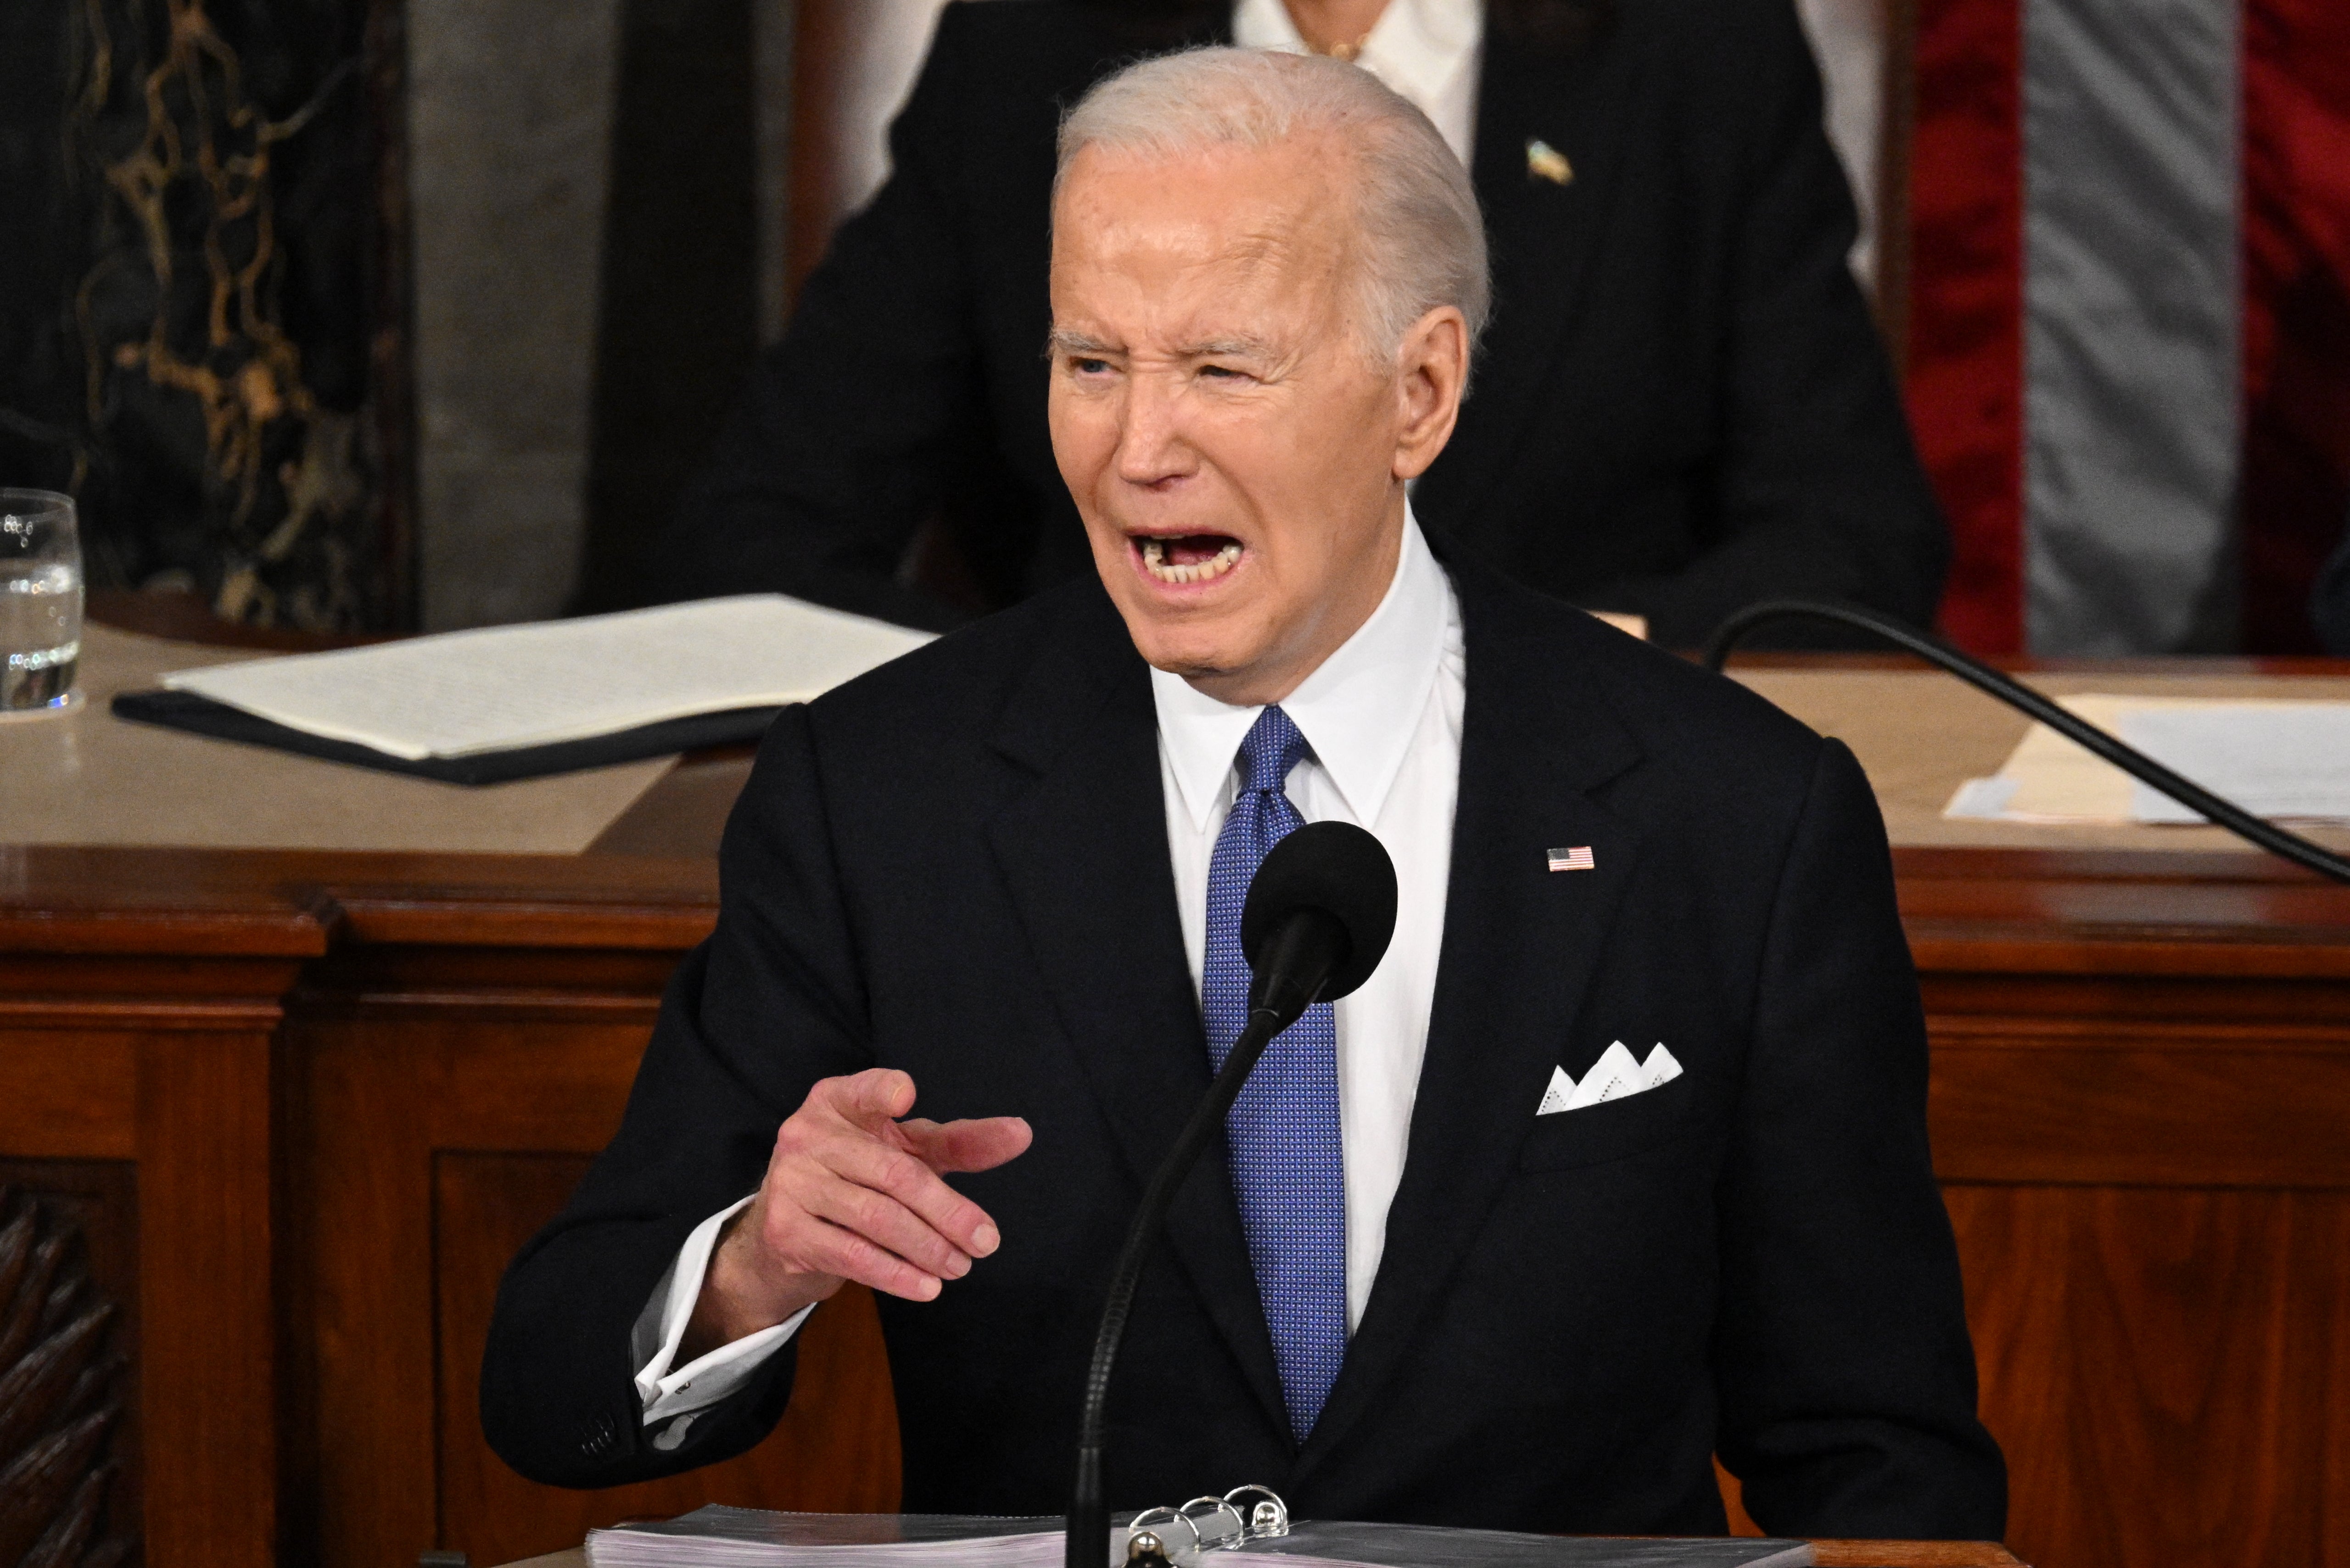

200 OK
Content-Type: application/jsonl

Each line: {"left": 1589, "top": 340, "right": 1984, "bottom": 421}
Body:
{"left": 1139, "top": 537, "right": 1242, "bottom": 585}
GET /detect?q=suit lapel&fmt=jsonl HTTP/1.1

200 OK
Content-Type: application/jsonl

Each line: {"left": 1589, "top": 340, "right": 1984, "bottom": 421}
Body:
{"left": 1297, "top": 562, "right": 1645, "bottom": 1474}
{"left": 985, "top": 591, "right": 1292, "bottom": 1439}
{"left": 1419, "top": 32, "right": 1645, "bottom": 531}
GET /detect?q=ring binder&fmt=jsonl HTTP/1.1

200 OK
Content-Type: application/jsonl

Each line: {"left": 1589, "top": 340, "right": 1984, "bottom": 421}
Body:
{"left": 1119, "top": 1486, "right": 1290, "bottom": 1565}
{"left": 584, "top": 1503, "right": 1818, "bottom": 1568}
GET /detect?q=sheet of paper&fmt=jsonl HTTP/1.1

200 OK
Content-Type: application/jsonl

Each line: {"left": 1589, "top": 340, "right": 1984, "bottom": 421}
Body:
{"left": 588, "top": 1508, "right": 1063, "bottom": 1568}
{"left": 1944, "top": 695, "right": 2350, "bottom": 826}
{"left": 161, "top": 595, "right": 934, "bottom": 760}
{"left": 2121, "top": 705, "right": 2350, "bottom": 823}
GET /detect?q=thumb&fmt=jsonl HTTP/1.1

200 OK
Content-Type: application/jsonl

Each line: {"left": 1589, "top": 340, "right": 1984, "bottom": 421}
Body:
{"left": 899, "top": 1115, "right": 1034, "bottom": 1175}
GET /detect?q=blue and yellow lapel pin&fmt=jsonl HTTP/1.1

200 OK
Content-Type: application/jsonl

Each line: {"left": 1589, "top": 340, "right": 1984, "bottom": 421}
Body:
{"left": 1526, "top": 139, "right": 1572, "bottom": 185}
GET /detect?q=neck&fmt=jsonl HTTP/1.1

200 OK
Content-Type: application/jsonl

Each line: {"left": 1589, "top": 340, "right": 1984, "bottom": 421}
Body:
{"left": 1281, "top": 0, "right": 1392, "bottom": 54}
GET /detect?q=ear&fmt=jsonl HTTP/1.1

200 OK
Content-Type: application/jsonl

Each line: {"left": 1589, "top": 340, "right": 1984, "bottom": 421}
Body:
{"left": 1391, "top": 306, "right": 1469, "bottom": 483}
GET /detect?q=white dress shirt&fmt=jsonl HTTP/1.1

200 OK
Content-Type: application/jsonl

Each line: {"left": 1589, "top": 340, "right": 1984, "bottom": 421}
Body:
{"left": 632, "top": 515, "right": 1463, "bottom": 1439}
{"left": 1152, "top": 513, "right": 1462, "bottom": 1332}
{"left": 1232, "top": 0, "right": 1485, "bottom": 168}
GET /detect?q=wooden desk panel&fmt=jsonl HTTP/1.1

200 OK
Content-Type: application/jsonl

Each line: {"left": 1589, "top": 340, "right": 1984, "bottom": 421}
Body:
{"left": 1897, "top": 846, "right": 2350, "bottom": 1568}
{"left": 0, "top": 935, "right": 309, "bottom": 1568}
{"left": 1947, "top": 1186, "right": 2348, "bottom": 1568}
{"left": 434, "top": 1159, "right": 901, "bottom": 1566}
{"left": 252, "top": 904, "right": 897, "bottom": 1568}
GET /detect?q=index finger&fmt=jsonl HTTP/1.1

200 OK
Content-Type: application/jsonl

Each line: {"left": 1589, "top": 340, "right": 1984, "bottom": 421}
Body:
{"left": 825, "top": 1135, "right": 1005, "bottom": 1260}
{"left": 896, "top": 1115, "right": 1034, "bottom": 1176}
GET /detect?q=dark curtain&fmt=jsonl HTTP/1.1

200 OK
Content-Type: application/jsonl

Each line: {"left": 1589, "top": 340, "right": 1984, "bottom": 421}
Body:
{"left": 0, "top": 0, "right": 408, "bottom": 631}
{"left": 574, "top": 0, "right": 761, "bottom": 615}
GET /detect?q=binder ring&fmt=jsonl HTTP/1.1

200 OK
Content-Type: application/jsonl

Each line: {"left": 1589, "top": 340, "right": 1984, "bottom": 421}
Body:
{"left": 1123, "top": 1506, "right": 1200, "bottom": 1558}
{"left": 1220, "top": 1484, "right": 1289, "bottom": 1539}
{"left": 1177, "top": 1496, "right": 1244, "bottom": 1550}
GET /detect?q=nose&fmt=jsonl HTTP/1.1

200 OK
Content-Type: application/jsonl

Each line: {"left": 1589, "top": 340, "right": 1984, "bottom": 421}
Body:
{"left": 1113, "top": 370, "right": 1196, "bottom": 488}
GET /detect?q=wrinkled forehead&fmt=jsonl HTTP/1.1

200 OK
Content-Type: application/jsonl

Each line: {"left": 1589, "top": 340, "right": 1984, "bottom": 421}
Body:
{"left": 1049, "top": 138, "right": 1358, "bottom": 318}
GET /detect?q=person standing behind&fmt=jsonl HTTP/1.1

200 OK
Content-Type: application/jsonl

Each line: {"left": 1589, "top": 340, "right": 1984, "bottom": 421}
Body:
{"left": 654, "top": 0, "right": 1948, "bottom": 648}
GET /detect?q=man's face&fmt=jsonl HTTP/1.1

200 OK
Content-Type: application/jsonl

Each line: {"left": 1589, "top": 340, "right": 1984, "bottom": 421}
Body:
{"left": 1047, "top": 136, "right": 1463, "bottom": 706}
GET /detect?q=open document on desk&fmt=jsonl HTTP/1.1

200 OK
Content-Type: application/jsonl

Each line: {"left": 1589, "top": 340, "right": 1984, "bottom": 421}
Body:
{"left": 110, "top": 596, "right": 934, "bottom": 784}
{"left": 584, "top": 1507, "right": 1814, "bottom": 1568}
{"left": 1945, "top": 695, "right": 2350, "bottom": 825}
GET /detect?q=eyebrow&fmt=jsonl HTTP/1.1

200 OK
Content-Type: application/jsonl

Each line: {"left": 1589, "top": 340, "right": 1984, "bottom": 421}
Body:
{"left": 1179, "top": 336, "right": 1277, "bottom": 359}
{"left": 1043, "top": 329, "right": 1278, "bottom": 360}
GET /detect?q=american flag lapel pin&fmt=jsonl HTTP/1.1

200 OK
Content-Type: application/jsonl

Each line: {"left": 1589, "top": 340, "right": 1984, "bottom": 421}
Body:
{"left": 1547, "top": 845, "right": 1596, "bottom": 872}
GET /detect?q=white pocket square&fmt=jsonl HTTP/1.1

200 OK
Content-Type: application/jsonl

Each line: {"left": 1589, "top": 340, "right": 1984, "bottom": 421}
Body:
{"left": 1536, "top": 1042, "right": 1682, "bottom": 1115}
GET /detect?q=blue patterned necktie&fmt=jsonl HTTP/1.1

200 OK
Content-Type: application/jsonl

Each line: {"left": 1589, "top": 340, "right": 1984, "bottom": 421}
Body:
{"left": 1203, "top": 705, "right": 1346, "bottom": 1442}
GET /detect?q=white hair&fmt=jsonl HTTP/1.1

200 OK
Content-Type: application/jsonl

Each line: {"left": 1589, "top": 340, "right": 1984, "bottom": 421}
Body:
{"left": 1056, "top": 46, "right": 1491, "bottom": 370}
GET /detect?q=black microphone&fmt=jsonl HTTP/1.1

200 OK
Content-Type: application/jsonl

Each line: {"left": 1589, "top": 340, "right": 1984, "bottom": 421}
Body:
{"left": 1065, "top": 821, "right": 1399, "bottom": 1568}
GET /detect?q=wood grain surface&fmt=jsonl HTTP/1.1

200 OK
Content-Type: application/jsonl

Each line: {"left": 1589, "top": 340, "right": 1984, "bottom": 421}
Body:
{"left": 0, "top": 940, "right": 293, "bottom": 1568}
{"left": 1808, "top": 1544, "right": 2023, "bottom": 1567}
{"left": 434, "top": 1157, "right": 899, "bottom": 1567}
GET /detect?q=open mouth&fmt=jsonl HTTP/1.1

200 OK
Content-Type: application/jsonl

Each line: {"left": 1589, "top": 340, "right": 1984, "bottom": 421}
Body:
{"left": 1136, "top": 534, "right": 1243, "bottom": 586}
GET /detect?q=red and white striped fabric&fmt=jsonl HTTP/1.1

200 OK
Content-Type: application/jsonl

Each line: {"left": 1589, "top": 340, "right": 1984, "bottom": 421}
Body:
{"left": 1905, "top": 0, "right": 2350, "bottom": 655}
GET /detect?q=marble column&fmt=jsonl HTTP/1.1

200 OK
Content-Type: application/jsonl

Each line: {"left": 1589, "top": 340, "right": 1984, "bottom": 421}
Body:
{"left": 408, "top": 0, "right": 623, "bottom": 629}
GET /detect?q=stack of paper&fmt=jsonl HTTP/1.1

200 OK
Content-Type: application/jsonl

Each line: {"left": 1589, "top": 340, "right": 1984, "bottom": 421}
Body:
{"left": 1945, "top": 695, "right": 2350, "bottom": 825}
{"left": 587, "top": 1509, "right": 1061, "bottom": 1568}
{"left": 585, "top": 1509, "right": 1815, "bottom": 1568}
{"left": 159, "top": 595, "right": 934, "bottom": 762}
{"left": 2121, "top": 705, "right": 2350, "bottom": 822}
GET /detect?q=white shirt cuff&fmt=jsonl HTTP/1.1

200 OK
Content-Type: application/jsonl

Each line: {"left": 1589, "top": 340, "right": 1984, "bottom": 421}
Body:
{"left": 630, "top": 1194, "right": 817, "bottom": 1442}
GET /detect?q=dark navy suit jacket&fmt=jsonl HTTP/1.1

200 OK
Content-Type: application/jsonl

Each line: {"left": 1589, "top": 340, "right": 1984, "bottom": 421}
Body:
{"left": 482, "top": 552, "right": 2005, "bottom": 1539}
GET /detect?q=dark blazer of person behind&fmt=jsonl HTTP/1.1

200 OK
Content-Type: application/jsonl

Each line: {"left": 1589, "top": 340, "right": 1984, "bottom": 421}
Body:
{"left": 656, "top": 0, "right": 1949, "bottom": 648}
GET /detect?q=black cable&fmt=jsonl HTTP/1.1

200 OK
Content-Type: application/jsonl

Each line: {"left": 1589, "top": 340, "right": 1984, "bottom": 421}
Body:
{"left": 1699, "top": 600, "right": 2350, "bottom": 886}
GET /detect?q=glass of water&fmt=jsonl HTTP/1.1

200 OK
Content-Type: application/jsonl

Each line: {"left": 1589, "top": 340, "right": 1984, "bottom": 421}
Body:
{"left": 0, "top": 489, "right": 83, "bottom": 717}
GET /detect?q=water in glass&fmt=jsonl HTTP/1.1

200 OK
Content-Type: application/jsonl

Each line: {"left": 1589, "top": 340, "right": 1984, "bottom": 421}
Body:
{"left": 0, "top": 490, "right": 83, "bottom": 713}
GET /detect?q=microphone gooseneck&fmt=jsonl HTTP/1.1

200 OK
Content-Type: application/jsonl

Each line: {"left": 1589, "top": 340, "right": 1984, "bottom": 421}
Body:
{"left": 1065, "top": 822, "right": 1397, "bottom": 1568}
{"left": 1702, "top": 599, "right": 2350, "bottom": 887}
